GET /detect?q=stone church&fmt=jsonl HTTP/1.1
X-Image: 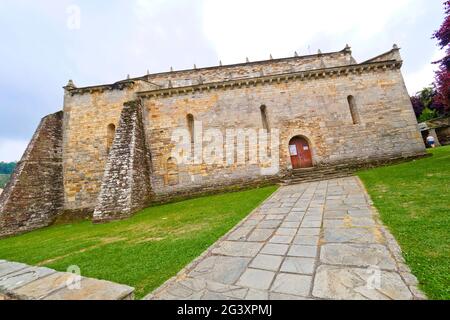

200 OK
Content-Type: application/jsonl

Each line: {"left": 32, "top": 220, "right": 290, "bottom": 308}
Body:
{"left": 0, "top": 45, "right": 426, "bottom": 238}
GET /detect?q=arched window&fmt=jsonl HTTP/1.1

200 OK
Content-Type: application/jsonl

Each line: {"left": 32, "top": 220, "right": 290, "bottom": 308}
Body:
{"left": 166, "top": 157, "right": 179, "bottom": 186}
{"left": 187, "top": 114, "right": 194, "bottom": 143}
{"left": 260, "top": 105, "right": 270, "bottom": 131}
{"left": 347, "top": 95, "right": 360, "bottom": 124}
{"left": 106, "top": 123, "right": 116, "bottom": 154}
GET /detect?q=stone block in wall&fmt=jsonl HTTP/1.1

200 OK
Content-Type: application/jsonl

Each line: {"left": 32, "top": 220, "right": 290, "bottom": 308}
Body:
{"left": 0, "top": 111, "right": 64, "bottom": 238}
{"left": 93, "top": 101, "right": 152, "bottom": 222}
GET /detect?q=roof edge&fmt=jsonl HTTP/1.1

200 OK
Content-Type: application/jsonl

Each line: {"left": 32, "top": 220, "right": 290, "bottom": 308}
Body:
{"left": 66, "top": 47, "right": 352, "bottom": 93}
{"left": 137, "top": 59, "right": 402, "bottom": 98}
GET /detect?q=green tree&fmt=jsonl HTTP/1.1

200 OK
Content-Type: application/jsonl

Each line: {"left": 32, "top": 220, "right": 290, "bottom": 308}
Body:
{"left": 0, "top": 162, "right": 17, "bottom": 174}
{"left": 418, "top": 107, "right": 438, "bottom": 123}
{"left": 418, "top": 87, "right": 435, "bottom": 109}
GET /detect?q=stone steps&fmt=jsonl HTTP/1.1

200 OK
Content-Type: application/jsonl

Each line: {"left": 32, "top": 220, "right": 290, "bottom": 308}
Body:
{"left": 281, "top": 166, "right": 355, "bottom": 185}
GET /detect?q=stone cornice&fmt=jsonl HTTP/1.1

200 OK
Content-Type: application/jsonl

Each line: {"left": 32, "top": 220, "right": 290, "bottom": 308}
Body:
{"left": 129, "top": 48, "right": 349, "bottom": 82}
{"left": 63, "top": 47, "right": 352, "bottom": 96}
{"left": 64, "top": 80, "right": 135, "bottom": 96}
{"left": 137, "top": 60, "right": 402, "bottom": 99}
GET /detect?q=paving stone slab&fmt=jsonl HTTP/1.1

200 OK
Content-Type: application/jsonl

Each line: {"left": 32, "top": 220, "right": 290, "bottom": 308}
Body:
{"left": 190, "top": 256, "right": 251, "bottom": 285}
{"left": 250, "top": 254, "right": 284, "bottom": 271}
{"left": 205, "top": 280, "right": 248, "bottom": 300}
{"left": 320, "top": 244, "right": 397, "bottom": 270}
{"left": 269, "top": 235, "right": 294, "bottom": 244}
{"left": 43, "top": 278, "right": 134, "bottom": 300}
{"left": 227, "top": 227, "right": 253, "bottom": 241}
{"left": 306, "top": 214, "right": 324, "bottom": 220}
{"left": 288, "top": 245, "right": 318, "bottom": 258}
{"left": 0, "top": 262, "right": 29, "bottom": 278}
{"left": 323, "top": 210, "right": 348, "bottom": 219}
{"left": 265, "top": 215, "right": 285, "bottom": 221}
{"left": 297, "top": 228, "right": 321, "bottom": 236}
{"left": 237, "top": 269, "right": 275, "bottom": 290}
{"left": 267, "top": 208, "right": 291, "bottom": 215}
{"left": 201, "top": 291, "right": 237, "bottom": 300}
{"left": 269, "top": 292, "right": 310, "bottom": 300}
{"left": 212, "top": 241, "right": 263, "bottom": 258}
{"left": 258, "top": 220, "right": 282, "bottom": 229}
{"left": 324, "top": 218, "right": 376, "bottom": 228}
{"left": 280, "top": 257, "right": 315, "bottom": 275}
{"left": 0, "top": 267, "right": 55, "bottom": 291}
{"left": 291, "top": 207, "right": 307, "bottom": 212}
{"left": 280, "top": 221, "right": 301, "bottom": 229}
{"left": 347, "top": 209, "right": 373, "bottom": 218}
{"left": 260, "top": 244, "right": 289, "bottom": 256}
{"left": 323, "top": 228, "right": 380, "bottom": 244}
{"left": 247, "top": 229, "right": 275, "bottom": 242}
{"left": 293, "top": 235, "right": 320, "bottom": 246}
{"left": 270, "top": 274, "right": 312, "bottom": 297}
{"left": 12, "top": 272, "right": 76, "bottom": 300}
{"left": 245, "top": 289, "right": 269, "bottom": 300}
{"left": 301, "top": 220, "right": 322, "bottom": 228}
{"left": 275, "top": 228, "right": 297, "bottom": 236}
{"left": 312, "top": 265, "right": 413, "bottom": 300}
{"left": 284, "top": 214, "right": 304, "bottom": 222}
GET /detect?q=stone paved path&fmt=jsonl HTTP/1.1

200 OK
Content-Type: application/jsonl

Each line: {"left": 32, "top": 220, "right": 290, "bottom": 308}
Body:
{"left": 145, "top": 177, "right": 426, "bottom": 300}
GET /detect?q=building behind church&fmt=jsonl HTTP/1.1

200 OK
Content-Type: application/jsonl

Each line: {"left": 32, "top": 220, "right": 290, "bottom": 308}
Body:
{"left": 0, "top": 45, "right": 426, "bottom": 238}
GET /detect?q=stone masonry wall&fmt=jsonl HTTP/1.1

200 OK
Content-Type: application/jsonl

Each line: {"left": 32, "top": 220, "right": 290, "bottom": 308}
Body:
{"left": 62, "top": 81, "right": 156, "bottom": 213}
{"left": 61, "top": 50, "right": 353, "bottom": 212}
{"left": 141, "top": 65, "right": 425, "bottom": 199}
{"left": 93, "top": 101, "right": 152, "bottom": 222}
{"left": 0, "top": 112, "right": 64, "bottom": 238}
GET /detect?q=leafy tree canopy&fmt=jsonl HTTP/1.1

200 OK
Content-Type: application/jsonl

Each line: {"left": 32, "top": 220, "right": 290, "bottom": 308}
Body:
{"left": 432, "top": 1, "right": 450, "bottom": 112}
{"left": 410, "top": 87, "right": 446, "bottom": 121}
{"left": 0, "top": 162, "right": 17, "bottom": 175}
{"left": 411, "top": 2, "right": 450, "bottom": 120}
{"left": 418, "top": 107, "right": 439, "bottom": 123}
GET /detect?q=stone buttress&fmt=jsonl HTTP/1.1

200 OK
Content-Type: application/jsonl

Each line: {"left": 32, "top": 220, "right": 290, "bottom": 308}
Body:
{"left": 93, "top": 101, "right": 152, "bottom": 223}
{"left": 0, "top": 112, "right": 64, "bottom": 238}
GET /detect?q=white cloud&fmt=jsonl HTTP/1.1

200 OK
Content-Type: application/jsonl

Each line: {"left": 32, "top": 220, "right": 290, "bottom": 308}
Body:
{"left": 0, "top": 138, "right": 28, "bottom": 162}
{"left": 202, "top": 0, "right": 414, "bottom": 63}
{"left": 134, "top": 0, "right": 169, "bottom": 19}
{"left": 404, "top": 48, "right": 445, "bottom": 95}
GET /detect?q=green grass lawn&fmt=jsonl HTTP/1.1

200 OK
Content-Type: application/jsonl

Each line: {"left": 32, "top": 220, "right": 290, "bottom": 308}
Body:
{"left": 358, "top": 146, "right": 450, "bottom": 300}
{"left": 0, "top": 186, "right": 277, "bottom": 299}
{"left": 0, "top": 174, "right": 10, "bottom": 188}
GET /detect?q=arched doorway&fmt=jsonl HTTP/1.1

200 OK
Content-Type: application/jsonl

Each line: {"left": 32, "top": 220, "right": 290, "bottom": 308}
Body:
{"left": 289, "top": 136, "right": 313, "bottom": 169}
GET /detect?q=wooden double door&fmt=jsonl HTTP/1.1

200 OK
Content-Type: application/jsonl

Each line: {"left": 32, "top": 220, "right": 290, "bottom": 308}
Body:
{"left": 289, "top": 137, "right": 313, "bottom": 169}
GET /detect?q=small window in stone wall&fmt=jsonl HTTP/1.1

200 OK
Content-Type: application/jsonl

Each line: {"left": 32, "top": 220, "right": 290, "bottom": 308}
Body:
{"left": 260, "top": 105, "right": 272, "bottom": 157}
{"left": 165, "top": 157, "right": 179, "bottom": 186}
{"left": 107, "top": 124, "right": 116, "bottom": 154}
{"left": 347, "top": 95, "right": 360, "bottom": 124}
{"left": 187, "top": 114, "right": 195, "bottom": 144}
{"left": 260, "top": 105, "right": 270, "bottom": 131}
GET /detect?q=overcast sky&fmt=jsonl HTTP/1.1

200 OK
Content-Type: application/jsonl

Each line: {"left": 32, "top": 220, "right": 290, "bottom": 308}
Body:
{"left": 0, "top": 0, "right": 446, "bottom": 162}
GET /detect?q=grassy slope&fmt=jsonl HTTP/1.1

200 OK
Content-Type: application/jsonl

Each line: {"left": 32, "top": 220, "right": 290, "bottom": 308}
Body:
{"left": 0, "top": 174, "right": 10, "bottom": 188}
{"left": 0, "top": 186, "right": 277, "bottom": 299}
{"left": 358, "top": 146, "right": 450, "bottom": 300}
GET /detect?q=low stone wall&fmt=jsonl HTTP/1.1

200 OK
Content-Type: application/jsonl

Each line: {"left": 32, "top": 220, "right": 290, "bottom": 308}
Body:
{"left": 0, "top": 260, "right": 134, "bottom": 300}
{"left": 151, "top": 174, "right": 280, "bottom": 205}
{"left": 0, "top": 111, "right": 64, "bottom": 239}
{"left": 93, "top": 101, "right": 153, "bottom": 223}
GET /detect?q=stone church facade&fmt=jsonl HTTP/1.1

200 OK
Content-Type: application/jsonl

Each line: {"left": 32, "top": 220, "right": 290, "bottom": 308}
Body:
{"left": 0, "top": 45, "right": 426, "bottom": 237}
